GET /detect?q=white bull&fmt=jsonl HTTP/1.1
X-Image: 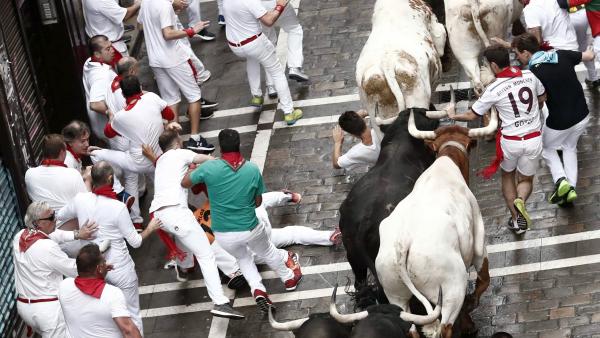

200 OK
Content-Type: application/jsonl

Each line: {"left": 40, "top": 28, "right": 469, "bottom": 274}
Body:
{"left": 375, "top": 107, "right": 496, "bottom": 338}
{"left": 357, "top": 0, "right": 447, "bottom": 128}
{"left": 445, "top": 0, "right": 523, "bottom": 93}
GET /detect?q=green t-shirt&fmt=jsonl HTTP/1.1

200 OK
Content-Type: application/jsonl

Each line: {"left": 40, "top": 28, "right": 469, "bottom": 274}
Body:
{"left": 189, "top": 159, "right": 266, "bottom": 232}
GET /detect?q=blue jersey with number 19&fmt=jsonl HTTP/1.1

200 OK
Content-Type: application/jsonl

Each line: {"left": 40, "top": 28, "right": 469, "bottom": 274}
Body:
{"left": 471, "top": 69, "right": 545, "bottom": 137}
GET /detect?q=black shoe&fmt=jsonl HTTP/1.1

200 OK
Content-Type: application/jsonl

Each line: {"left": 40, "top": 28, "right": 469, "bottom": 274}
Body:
{"left": 506, "top": 218, "right": 525, "bottom": 235}
{"left": 124, "top": 24, "right": 135, "bottom": 32}
{"left": 184, "top": 136, "right": 215, "bottom": 153}
{"left": 585, "top": 79, "right": 600, "bottom": 89}
{"left": 175, "top": 266, "right": 189, "bottom": 282}
{"left": 197, "top": 28, "right": 216, "bottom": 41}
{"left": 200, "top": 109, "right": 215, "bottom": 120}
{"left": 226, "top": 271, "right": 248, "bottom": 290}
{"left": 201, "top": 98, "right": 219, "bottom": 109}
{"left": 211, "top": 303, "right": 244, "bottom": 319}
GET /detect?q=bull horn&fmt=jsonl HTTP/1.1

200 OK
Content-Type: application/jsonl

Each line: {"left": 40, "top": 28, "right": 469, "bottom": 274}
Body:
{"left": 468, "top": 106, "right": 498, "bottom": 138}
{"left": 329, "top": 285, "right": 369, "bottom": 323}
{"left": 268, "top": 305, "right": 309, "bottom": 331}
{"left": 399, "top": 287, "right": 443, "bottom": 325}
{"left": 426, "top": 86, "right": 455, "bottom": 119}
{"left": 408, "top": 109, "right": 437, "bottom": 140}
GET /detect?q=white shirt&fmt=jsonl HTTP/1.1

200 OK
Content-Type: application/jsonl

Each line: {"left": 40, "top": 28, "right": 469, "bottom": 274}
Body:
{"left": 223, "top": 0, "right": 267, "bottom": 42}
{"left": 58, "top": 192, "right": 142, "bottom": 286}
{"left": 83, "top": 58, "right": 114, "bottom": 138}
{"left": 111, "top": 92, "right": 167, "bottom": 166}
{"left": 59, "top": 279, "right": 130, "bottom": 338}
{"left": 150, "top": 149, "right": 197, "bottom": 212}
{"left": 138, "top": 0, "right": 189, "bottom": 68}
{"left": 523, "top": 0, "right": 578, "bottom": 51}
{"left": 13, "top": 230, "right": 77, "bottom": 299}
{"left": 472, "top": 70, "right": 545, "bottom": 136}
{"left": 64, "top": 151, "right": 83, "bottom": 173}
{"left": 337, "top": 129, "right": 381, "bottom": 169}
{"left": 106, "top": 75, "right": 127, "bottom": 114}
{"left": 25, "top": 165, "right": 87, "bottom": 220}
{"left": 82, "top": 0, "right": 127, "bottom": 42}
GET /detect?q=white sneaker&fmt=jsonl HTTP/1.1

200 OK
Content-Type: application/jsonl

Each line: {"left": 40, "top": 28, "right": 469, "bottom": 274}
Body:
{"left": 288, "top": 67, "right": 309, "bottom": 82}
{"left": 266, "top": 85, "right": 278, "bottom": 99}
{"left": 163, "top": 259, "right": 176, "bottom": 270}
{"left": 197, "top": 70, "right": 211, "bottom": 85}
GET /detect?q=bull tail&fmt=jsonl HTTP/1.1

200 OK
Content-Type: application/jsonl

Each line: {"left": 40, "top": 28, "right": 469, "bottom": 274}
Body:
{"left": 397, "top": 246, "right": 436, "bottom": 315}
{"left": 469, "top": 0, "right": 490, "bottom": 47}
{"left": 382, "top": 60, "right": 406, "bottom": 112}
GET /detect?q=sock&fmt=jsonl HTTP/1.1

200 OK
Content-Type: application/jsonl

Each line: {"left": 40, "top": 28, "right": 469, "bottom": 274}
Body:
{"left": 190, "top": 134, "right": 200, "bottom": 141}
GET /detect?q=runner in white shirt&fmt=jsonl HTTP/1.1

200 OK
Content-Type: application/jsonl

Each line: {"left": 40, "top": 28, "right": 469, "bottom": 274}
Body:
{"left": 92, "top": 75, "right": 178, "bottom": 177}
{"left": 25, "top": 135, "right": 88, "bottom": 228}
{"left": 59, "top": 244, "right": 142, "bottom": 338}
{"left": 137, "top": 0, "right": 216, "bottom": 151}
{"left": 82, "top": 35, "right": 118, "bottom": 141}
{"left": 224, "top": 0, "right": 303, "bottom": 125}
{"left": 149, "top": 130, "right": 244, "bottom": 319}
{"left": 260, "top": 0, "right": 309, "bottom": 98}
{"left": 332, "top": 110, "right": 381, "bottom": 170}
{"left": 57, "top": 162, "right": 161, "bottom": 333}
{"left": 106, "top": 57, "right": 145, "bottom": 227}
{"left": 14, "top": 202, "right": 96, "bottom": 338}
{"left": 569, "top": 8, "right": 600, "bottom": 87}
{"left": 82, "top": 0, "right": 141, "bottom": 57}
{"left": 522, "top": 0, "right": 578, "bottom": 50}
{"left": 173, "top": 16, "right": 212, "bottom": 85}
{"left": 448, "top": 45, "right": 546, "bottom": 235}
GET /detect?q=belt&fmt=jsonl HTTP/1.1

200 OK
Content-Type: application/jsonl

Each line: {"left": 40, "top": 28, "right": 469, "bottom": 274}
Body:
{"left": 502, "top": 131, "right": 541, "bottom": 141}
{"left": 17, "top": 297, "right": 58, "bottom": 304}
{"left": 569, "top": 4, "right": 585, "bottom": 12}
{"left": 228, "top": 33, "right": 262, "bottom": 47}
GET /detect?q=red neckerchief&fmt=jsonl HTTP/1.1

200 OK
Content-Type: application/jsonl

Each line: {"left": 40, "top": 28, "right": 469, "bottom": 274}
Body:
{"left": 74, "top": 277, "right": 106, "bottom": 299}
{"left": 221, "top": 152, "right": 245, "bottom": 171}
{"left": 66, "top": 145, "right": 81, "bottom": 161}
{"left": 40, "top": 159, "right": 67, "bottom": 167}
{"left": 90, "top": 55, "right": 106, "bottom": 65}
{"left": 496, "top": 66, "right": 522, "bottom": 78}
{"left": 125, "top": 93, "right": 143, "bottom": 111}
{"left": 19, "top": 229, "right": 49, "bottom": 252}
{"left": 111, "top": 75, "right": 122, "bottom": 93}
{"left": 92, "top": 185, "right": 118, "bottom": 200}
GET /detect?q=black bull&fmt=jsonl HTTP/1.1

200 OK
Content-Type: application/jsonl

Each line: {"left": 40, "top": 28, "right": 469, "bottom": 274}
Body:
{"left": 339, "top": 109, "right": 439, "bottom": 306}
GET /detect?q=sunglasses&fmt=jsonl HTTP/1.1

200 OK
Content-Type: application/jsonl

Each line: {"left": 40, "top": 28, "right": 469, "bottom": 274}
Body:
{"left": 38, "top": 211, "right": 56, "bottom": 222}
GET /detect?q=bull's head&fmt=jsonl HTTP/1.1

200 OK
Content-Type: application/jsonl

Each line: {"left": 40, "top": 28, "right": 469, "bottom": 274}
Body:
{"left": 329, "top": 285, "right": 443, "bottom": 325}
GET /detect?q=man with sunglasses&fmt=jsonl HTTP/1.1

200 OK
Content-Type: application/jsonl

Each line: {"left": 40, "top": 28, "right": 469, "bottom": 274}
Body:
{"left": 13, "top": 202, "right": 97, "bottom": 338}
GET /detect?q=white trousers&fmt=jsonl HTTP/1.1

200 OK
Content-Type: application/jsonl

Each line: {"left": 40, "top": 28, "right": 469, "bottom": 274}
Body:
{"left": 109, "top": 137, "right": 142, "bottom": 223}
{"left": 261, "top": 0, "right": 304, "bottom": 70}
{"left": 17, "top": 301, "right": 70, "bottom": 338}
{"left": 106, "top": 261, "right": 142, "bottom": 334}
{"left": 542, "top": 115, "right": 590, "bottom": 186}
{"left": 217, "top": 0, "right": 223, "bottom": 16}
{"left": 155, "top": 205, "right": 230, "bottom": 305}
{"left": 187, "top": 0, "right": 203, "bottom": 27}
{"left": 229, "top": 34, "right": 294, "bottom": 114}
{"left": 214, "top": 222, "right": 293, "bottom": 294}
{"left": 112, "top": 40, "right": 130, "bottom": 57}
{"left": 570, "top": 10, "right": 597, "bottom": 81}
{"left": 91, "top": 149, "right": 155, "bottom": 175}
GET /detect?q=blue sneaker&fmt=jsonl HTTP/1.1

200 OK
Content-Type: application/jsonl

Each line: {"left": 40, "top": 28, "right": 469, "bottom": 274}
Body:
{"left": 218, "top": 15, "right": 225, "bottom": 26}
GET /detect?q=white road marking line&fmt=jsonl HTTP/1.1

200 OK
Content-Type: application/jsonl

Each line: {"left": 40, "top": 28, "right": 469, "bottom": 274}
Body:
{"left": 140, "top": 229, "right": 600, "bottom": 296}
{"left": 208, "top": 317, "right": 229, "bottom": 338}
{"left": 141, "top": 252, "right": 600, "bottom": 318}
{"left": 250, "top": 129, "right": 272, "bottom": 173}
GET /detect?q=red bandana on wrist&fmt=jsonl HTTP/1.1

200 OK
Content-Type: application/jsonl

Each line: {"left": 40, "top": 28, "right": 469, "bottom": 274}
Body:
{"left": 40, "top": 159, "right": 67, "bottom": 167}
{"left": 66, "top": 145, "right": 81, "bottom": 161}
{"left": 74, "top": 277, "right": 106, "bottom": 299}
{"left": 125, "top": 93, "right": 144, "bottom": 110}
{"left": 221, "top": 152, "right": 245, "bottom": 171}
{"left": 92, "top": 184, "right": 118, "bottom": 200}
{"left": 495, "top": 66, "right": 522, "bottom": 78}
{"left": 19, "top": 229, "right": 49, "bottom": 252}
{"left": 111, "top": 75, "right": 123, "bottom": 93}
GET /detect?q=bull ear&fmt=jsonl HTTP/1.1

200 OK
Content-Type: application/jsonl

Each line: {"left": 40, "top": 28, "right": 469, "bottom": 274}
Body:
{"left": 425, "top": 139, "right": 437, "bottom": 152}
{"left": 468, "top": 139, "right": 478, "bottom": 150}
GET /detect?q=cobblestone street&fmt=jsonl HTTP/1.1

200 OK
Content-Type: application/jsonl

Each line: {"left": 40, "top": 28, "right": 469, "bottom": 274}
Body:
{"left": 128, "top": 0, "right": 600, "bottom": 337}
